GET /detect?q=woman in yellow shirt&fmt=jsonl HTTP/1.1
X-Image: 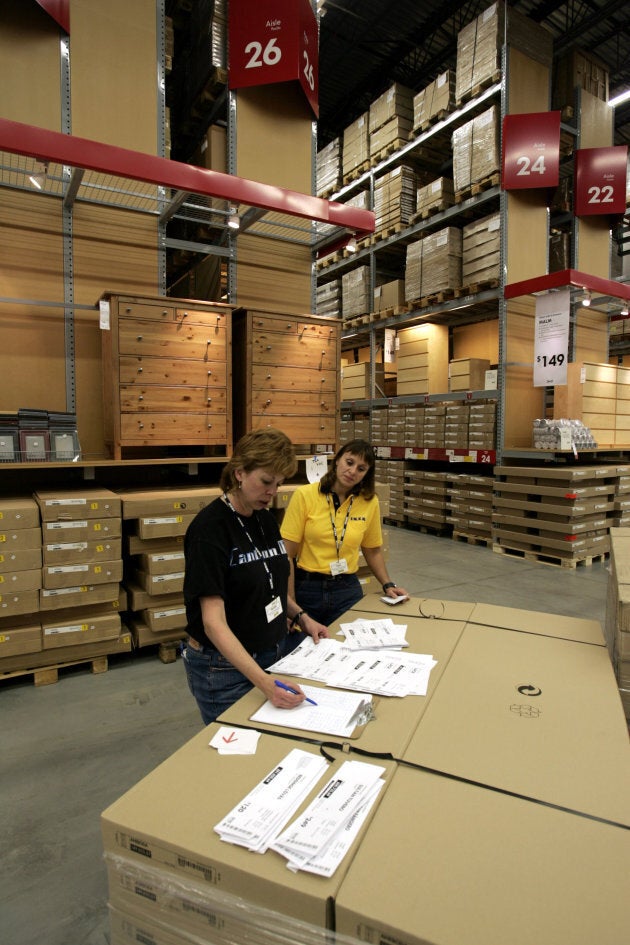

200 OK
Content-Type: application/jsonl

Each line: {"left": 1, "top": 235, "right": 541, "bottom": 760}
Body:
{"left": 280, "top": 439, "right": 409, "bottom": 626}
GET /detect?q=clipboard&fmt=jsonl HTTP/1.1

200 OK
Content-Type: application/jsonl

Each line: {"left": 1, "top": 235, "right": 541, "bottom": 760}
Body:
{"left": 249, "top": 688, "right": 379, "bottom": 740}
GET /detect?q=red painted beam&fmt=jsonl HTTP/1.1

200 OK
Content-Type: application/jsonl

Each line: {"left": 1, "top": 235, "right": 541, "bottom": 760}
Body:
{"left": 0, "top": 117, "right": 375, "bottom": 236}
{"left": 35, "top": 0, "right": 70, "bottom": 34}
{"left": 504, "top": 268, "right": 630, "bottom": 301}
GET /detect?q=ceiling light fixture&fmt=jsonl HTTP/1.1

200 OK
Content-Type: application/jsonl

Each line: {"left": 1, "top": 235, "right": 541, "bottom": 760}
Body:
{"left": 621, "top": 303, "right": 629, "bottom": 317}
{"left": 609, "top": 88, "right": 630, "bottom": 109}
{"left": 28, "top": 161, "right": 48, "bottom": 190}
{"left": 227, "top": 207, "right": 240, "bottom": 230}
{"left": 581, "top": 289, "right": 592, "bottom": 307}
{"left": 346, "top": 236, "right": 358, "bottom": 254}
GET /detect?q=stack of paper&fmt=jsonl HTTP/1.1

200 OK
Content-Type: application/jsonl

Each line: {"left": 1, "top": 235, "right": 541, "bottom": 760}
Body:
{"left": 338, "top": 617, "right": 408, "bottom": 649}
{"left": 250, "top": 686, "right": 373, "bottom": 737}
{"left": 214, "top": 749, "right": 329, "bottom": 852}
{"left": 271, "top": 760, "right": 386, "bottom": 877}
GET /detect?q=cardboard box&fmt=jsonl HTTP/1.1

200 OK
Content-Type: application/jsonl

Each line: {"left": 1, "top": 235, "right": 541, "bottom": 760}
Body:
{"left": 42, "top": 538, "right": 122, "bottom": 565}
{"left": 34, "top": 488, "right": 121, "bottom": 522}
{"left": 134, "top": 569, "right": 185, "bottom": 596}
{"left": 42, "top": 559, "right": 123, "bottom": 591}
{"left": 102, "top": 726, "right": 396, "bottom": 929}
{"left": 42, "top": 518, "right": 122, "bottom": 542}
{"left": 0, "top": 547, "right": 42, "bottom": 572}
{"left": 448, "top": 357, "right": 491, "bottom": 391}
{"left": 0, "top": 568, "right": 41, "bottom": 593}
{"left": 117, "top": 487, "right": 218, "bottom": 520}
{"left": 0, "top": 527, "right": 42, "bottom": 551}
{"left": 336, "top": 766, "right": 630, "bottom": 945}
{"left": 41, "top": 612, "right": 121, "bottom": 650}
{"left": 130, "top": 618, "right": 186, "bottom": 648}
{"left": 39, "top": 581, "right": 123, "bottom": 612}
{"left": 0, "top": 619, "right": 42, "bottom": 658}
{"left": 143, "top": 602, "right": 187, "bottom": 633}
{"left": 136, "top": 514, "right": 196, "bottom": 540}
{"left": 137, "top": 550, "right": 185, "bottom": 576}
{"left": 0, "top": 497, "right": 40, "bottom": 529}
{"left": 0, "top": 589, "right": 40, "bottom": 618}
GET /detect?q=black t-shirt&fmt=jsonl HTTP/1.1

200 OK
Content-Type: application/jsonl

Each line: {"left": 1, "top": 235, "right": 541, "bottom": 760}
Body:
{"left": 183, "top": 497, "right": 290, "bottom": 652}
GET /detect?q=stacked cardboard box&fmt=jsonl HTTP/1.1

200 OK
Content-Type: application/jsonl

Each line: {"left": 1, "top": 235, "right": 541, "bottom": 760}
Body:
{"left": 404, "top": 404, "right": 425, "bottom": 448}
{"left": 342, "top": 112, "right": 369, "bottom": 181}
{"left": 404, "top": 469, "right": 450, "bottom": 529}
{"left": 420, "top": 227, "right": 462, "bottom": 297}
{"left": 341, "top": 266, "right": 370, "bottom": 321}
{"left": 373, "top": 166, "right": 416, "bottom": 232}
{"left": 492, "top": 465, "right": 616, "bottom": 563}
{"left": 616, "top": 365, "right": 630, "bottom": 446}
{"left": 369, "top": 83, "right": 414, "bottom": 161}
{"left": 316, "top": 137, "right": 341, "bottom": 196}
{"left": 423, "top": 404, "right": 447, "bottom": 448}
{"left": 118, "top": 488, "right": 219, "bottom": 649}
{"left": 449, "top": 358, "right": 491, "bottom": 392}
{"left": 553, "top": 48, "right": 610, "bottom": 110}
{"left": 375, "top": 459, "right": 406, "bottom": 522}
{"left": 353, "top": 413, "right": 371, "bottom": 440}
{"left": 404, "top": 239, "right": 423, "bottom": 302}
{"left": 396, "top": 324, "right": 449, "bottom": 396}
{"left": 415, "top": 177, "right": 455, "bottom": 218}
{"left": 554, "top": 362, "right": 621, "bottom": 447}
{"left": 448, "top": 473, "right": 494, "bottom": 540}
{"left": 452, "top": 105, "right": 500, "bottom": 192}
{"left": 386, "top": 404, "right": 406, "bottom": 446}
{"left": 468, "top": 400, "right": 497, "bottom": 449}
{"left": 444, "top": 402, "right": 470, "bottom": 448}
{"left": 339, "top": 410, "right": 355, "bottom": 443}
{"left": 316, "top": 279, "right": 341, "bottom": 318}
{"left": 373, "top": 279, "right": 405, "bottom": 314}
{"left": 341, "top": 363, "right": 385, "bottom": 401}
{"left": 462, "top": 211, "right": 501, "bottom": 286}
{"left": 0, "top": 497, "right": 43, "bottom": 666}
{"left": 412, "top": 70, "right": 456, "bottom": 131}
{"left": 611, "top": 464, "right": 630, "bottom": 526}
{"left": 456, "top": 1, "right": 553, "bottom": 103}
{"left": 370, "top": 407, "right": 389, "bottom": 447}
{"left": 605, "top": 527, "right": 630, "bottom": 718}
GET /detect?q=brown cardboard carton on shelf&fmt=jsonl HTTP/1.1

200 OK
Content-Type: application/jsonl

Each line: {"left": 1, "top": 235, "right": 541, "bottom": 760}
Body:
{"left": 0, "top": 617, "right": 42, "bottom": 658}
{"left": 42, "top": 517, "right": 122, "bottom": 543}
{"left": 0, "top": 547, "right": 42, "bottom": 573}
{"left": 143, "top": 601, "right": 187, "bottom": 633}
{"left": 42, "top": 559, "right": 123, "bottom": 591}
{"left": 102, "top": 725, "right": 396, "bottom": 930}
{"left": 0, "top": 497, "right": 40, "bottom": 530}
{"left": 368, "top": 82, "right": 413, "bottom": 134}
{"left": 336, "top": 766, "right": 629, "bottom": 945}
{"left": 136, "top": 514, "right": 196, "bottom": 540}
{"left": 34, "top": 488, "right": 121, "bottom": 522}
{"left": 448, "top": 357, "right": 491, "bottom": 391}
{"left": 128, "top": 617, "right": 186, "bottom": 648}
{"left": 0, "top": 568, "right": 41, "bottom": 594}
{"left": 273, "top": 483, "right": 301, "bottom": 509}
{"left": 137, "top": 550, "right": 185, "bottom": 576}
{"left": 0, "top": 527, "right": 42, "bottom": 552}
{"left": 451, "top": 105, "right": 499, "bottom": 191}
{"left": 41, "top": 538, "right": 122, "bottom": 566}
{"left": 373, "top": 279, "right": 405, "bottom": 312}
{"left": 41, "top": 612, "right": 121, "bottom": 650}
{"left": 342, "top": 112, "right": 369, "bottom": 178}
{"left": 117, "top": 487, "right": 219, "bottom": 520}
{"left": 133, "top": 568, "right": 185, "bottom": 597}
{"left": 125, "top": 582, "right": 184, "bottom": 613}
{"left": 0, "top": 589, "right": 40, "bottom": 618}
{"left": 39, "top": 581, "right": 124, "bottom": 612}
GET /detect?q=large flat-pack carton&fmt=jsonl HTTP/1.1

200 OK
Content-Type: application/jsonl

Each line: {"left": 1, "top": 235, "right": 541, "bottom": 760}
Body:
{"left": 133, "top": 568, "right": 184, "bottom": 596}
{"left": 42, "top": 517, "right": 122, "bottom": 542}
{"left": 136, "top": 514, "right": 196, "bottom": 540}
{"left": 0, "top": 497, "right": 40, "bottom": 529}
{"left": 129, "top": 617, "right": 186, "bottom": 648}
{"left": 0, "top": 618, "right": 42, "bottom": 658}
{"left": 34, "top": 488, "right": 121, "bottom": 521}
{"left": 336, "top": 766, "right": 629, "bottom": 945}
{"left": 42, "top": 611, "right": 121, "bottom": 650}
{"left": 39, "top": 581, "right": 124, "bottom": 612}
{"left": 0, "top": 527, "right": 41, "bottom": 551}
{"left": 102, "top": 725, "right": 395, "bottom": 930}
{"left": 0, "top": 546, "right": 42, "bottom": 573}
{"left": 0, "top": 629, "right": 132, "bottom": 674}
{"left": 117, "top": 487, "right": 218, "bottom": 520}
{"left": 42, "top": 537, "right": 122, "bottom": 566}
{"left": 403, "top": 621, "right": 630, "bottom": 826}
{"left": 42, "top": 559, "right": 123, "bottom": 591}
{"left": 0, "top": 589, "right": 39, "bottom": 618}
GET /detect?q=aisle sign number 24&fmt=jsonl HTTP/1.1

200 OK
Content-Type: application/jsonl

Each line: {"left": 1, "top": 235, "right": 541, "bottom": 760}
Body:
{"left": 502, "top": 111, "right": 561, "bottom": 190}
{"left": 228, "top": 0, "right": 319, "bottom": 117}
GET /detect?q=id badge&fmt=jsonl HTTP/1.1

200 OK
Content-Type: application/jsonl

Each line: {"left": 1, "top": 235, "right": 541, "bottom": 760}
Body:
{"left": 330, "top": 558, "right": 349, "bottom": 576}
{"left": 265, "top": 595, "right": 283, "bottom": 623}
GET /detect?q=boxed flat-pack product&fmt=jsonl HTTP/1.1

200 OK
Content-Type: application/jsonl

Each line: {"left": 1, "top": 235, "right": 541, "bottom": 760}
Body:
{"left": 137, "top": 549, "right": 185, "bottom": 576}
{"left": 39, "top": 581, "right": 124, "bottom": 612}
{"left": 415, "top": 177, "right": 454, "bottom": 216}
{"left": 316, "top": 136, "right": 341, "bottom": 196}
{"left": 34, "top": 488, "right": 121, "bottom": 522}
{"left": 452, "top": 104, "right": 499, "bottom": 191}
{"left": 117, "top": 487, "right": 218, "bottom": 520}
{"left": 342, "top": 112, "right": 369, "bottom": 178}
{"left": 373, "top": 166, "right": 416, "bottom": 231}
{"left": 41, "top": 611, "right": 121, "bottom": 650}
{"left": 368, "top": 82, "right": 413, "bottom": 134}
{"left": 373, "top": 280, "right": 405, "bottom": 312}
{"left": 336, "top": 765, "right": 629, "bottom": 945}
{"left": 102, "top": 725, "right": 396, "bottom": 931}
{"left": 448, "top": 357, "right": 491, "bottom": 391}
{"left": 42, "top": 558, "right": 123, "bottom": 591}
{"left": 129, "top": 616, "right": 186, "bottom": 648}
{"left": 143, "top": 601, "right": 187, "bottom": 633}
{"left": 412, "top": 70, "right": 456, "bottom": 130}
{"left": 0, "top": 496, "right": 40, "bottom": 529}
{"left": 395, "top": 324, "right": 449, "bottom": 397}
{"left": 41, "top": 517, "right": 122, "bottom": 543}
{"left": 462, "top": 211, "right": 501, "bottom": 284}
{"left": 341, "top": 363, "right": 385, "bottom": 400}
{"left": 0, "top": 616, "right": 42, "bottom": 658}
{"left": 135, "top": 514, "right": 196, "bottom": 540}
{"left": 370, "top": 114, "right": 413, "bottom": 158}
{"left": 133, "top": 568, "right": 184, "bottom": 597}
{"left": 0, "top": 568, "right": 41, "bottom": 593}
{"left": 420, "top": 227, "right": 462, "bottom": 297}
{"left": 554, "top": 362, "right": 617, "bottom": 446}
{"left": 341, "top": 265, "right": 370, "bottom": 320}
{"left": 42, "top": 537, "right": 122, "bottom": 566}
{"left": 0, "top": 589, "right": 40, "bottom": 618}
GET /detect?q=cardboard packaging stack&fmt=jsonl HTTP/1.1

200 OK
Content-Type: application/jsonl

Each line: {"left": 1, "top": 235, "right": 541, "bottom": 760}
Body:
{"left": 415, "top": 176, "right": 455, "bottom": 218}
{"left": 341, "top": 363, "right": 385, "bottom": 401}
{"left": 447, "top": 472, "right": 494, "bottom": 540}
{"left": 373, "top": 166, "right": 416, "bottom": 233}
{"left": 404, "top": 469, "right": 450, "bottom": 529}
{"left": 341, "top": 265, "right": 370, "bottom": 322}
{"left": 404, "top": 404, "right": 425, "bottom": 448}
{"left": 552, "top": 47, "right": 609, "bottom": 110}
{"left": 422, "top": 404, "right": 447, "bottom": 449}
{"left": 342, "top": 112, "right": 369, "bottom": 181}
{"left": 455, "top": 1, "right": 553, "bottom": 103}
{"left": 420, "top": 227, "right": 462, "bottom": 298}
{"left": 370, "top": 407, "right": 389, "bottom": 448}
{"left": 448, "top": 358, "right": 491, "bottom": 392}
{"left": 611, "top": 463, "right": 630, "bottom": 526}
{"left": 605, "top": 526, "right": 630, "bottom": 718}
{"left": 462, "top": 211, "right": 501, "bottom": 286}
{"left": 375, "top": 459, "right": 406, "bottom": 522}
{"left": 412, "top": 70, "right": 456, "bottom": 132}
{"left": 316, "top": 279, "right": 341, "bottom": 318}
{"left": 0, "top": 497, "right": 43, "bottom": 665}
{"left": 451, "top": 105, "right": 499, "bottom": 193}
{"left": 368, "top": 83, "right": 414, "bottom": 162}
{"left": 404, "top": 239, "right": 423, "bottom": 302}
{"left": 395, "top": 324, "right": 449, "bottom": 397}
{"left": 492, "top": 465, "right": 616, "bottom": 563}
{"left": 316, "top": 137, "right": 341, "bottom": 196}
{"left": 468, "top": 400, "right": 497, "bottom": 449}
{"left": 118, "top": 487, "right": 219, "bottom": 649}
{"left": 373, "top": 279, "right": 405, "bottom": 314}
{"left": 554, "top": 361, "right": 627, "bottom": 447}
{"left": 443, "top": 402, "right": 470, "bottom": 448}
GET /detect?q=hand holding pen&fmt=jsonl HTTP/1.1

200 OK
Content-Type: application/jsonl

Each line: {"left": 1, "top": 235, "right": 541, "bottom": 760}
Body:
{"left": 274, "top": 679, "right": 318, "bottom": 707}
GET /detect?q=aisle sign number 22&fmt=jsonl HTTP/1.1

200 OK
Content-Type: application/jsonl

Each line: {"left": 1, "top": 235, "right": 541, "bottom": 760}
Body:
{"left": 502, "top": 111, "right": 561, "bottom": 190}
{"left": 228, "top": 0, "right": 319, "bottom": 117}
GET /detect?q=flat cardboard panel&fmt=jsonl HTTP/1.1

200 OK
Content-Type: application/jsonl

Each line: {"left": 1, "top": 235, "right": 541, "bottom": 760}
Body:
{"left": 469, "top": 602, "right": 605, "bottom": 645}
{"left": 403, "top": 623, "right": 630, "bottom": 825}
{"left": 0, "top": 2, "right": 62, "bottom": 126}
{"left": 451, "top": 319, "right": 499, "bottom": 362}
{"left": 336, "top": 766, "right": 630, "bottom": 945}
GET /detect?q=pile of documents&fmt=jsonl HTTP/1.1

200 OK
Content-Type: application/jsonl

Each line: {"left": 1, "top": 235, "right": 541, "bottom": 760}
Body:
{"left": 250, "top": 685, "right": 373, "bottom": 736}
{"left": 215, "top": 749, "right": 386, "bottom": 877}
{"left": 338, "top": 617, "right": 409, "bottom": 649}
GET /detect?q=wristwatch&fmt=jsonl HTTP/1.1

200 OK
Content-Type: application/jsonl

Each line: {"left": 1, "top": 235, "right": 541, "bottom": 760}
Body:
{"left": 382, "top": 582, "right": 397, "bottom": 592}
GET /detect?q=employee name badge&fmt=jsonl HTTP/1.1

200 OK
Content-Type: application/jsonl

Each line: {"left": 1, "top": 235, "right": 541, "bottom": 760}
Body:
{"left": 330, "top": 558, "right": 349, "bottom": 576}
{"left": 265, "top": 596, "right": 283, "bottom": 623}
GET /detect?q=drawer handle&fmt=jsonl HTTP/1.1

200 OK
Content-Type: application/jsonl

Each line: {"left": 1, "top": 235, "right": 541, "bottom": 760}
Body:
{"left": 137, "top": 367, "right": 143, "bottom": 374}
{"left": 207, "top": 423, "right": 212, "bottom": 429}
{"left": 181, "top": 311, "right": 188, "bottom": 319}
{"left": 138, "top": 395, "right": 144, "bottom": 402}
{"left": 125, "top": 306, "right": 132, "bottom": 313}
{"left": 265, "top": 399, "right": 271, "bottom": 406}
{"left": 207, "top": 396, "right": 212, "bottom": 403}
{"left": 207, "top": 370, "right": 212, "bottom": 376}
{"left": 137, "top": 335, "right": 143, "bottom": 342}
{"left": 266, "top": 373, "right": 272, "bottom": 379}
{"left": 138, "top": 422, "right": 144, "bottom": 429}
{"left": 266, "top": 345, "right": 272, "bottom": 351}
{"left": 163, "top": 310, "right": 169, "bottom": 317}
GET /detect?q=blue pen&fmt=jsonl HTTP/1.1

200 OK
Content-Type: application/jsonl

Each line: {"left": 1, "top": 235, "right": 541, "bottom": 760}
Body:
{"left": 275, "top": 679, "right": 318, "bottom": 705}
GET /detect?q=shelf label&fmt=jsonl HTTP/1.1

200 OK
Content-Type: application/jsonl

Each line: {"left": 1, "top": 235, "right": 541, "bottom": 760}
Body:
{"left": 574, "top": 146, "right": 628, "bottom": 216}
{"left": 502, "top": 111, "right": 561, "bottom": 190}
{"left": 534, "top": 288, "right": 570, "bottom": 387}
{"left": 228, "top": 0, "right": 319, "bottom": 117}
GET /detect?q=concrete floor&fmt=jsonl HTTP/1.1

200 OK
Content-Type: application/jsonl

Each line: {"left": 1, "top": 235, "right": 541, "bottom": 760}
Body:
{"left": 0, "top": 527, "right": 614, "bottom": 945}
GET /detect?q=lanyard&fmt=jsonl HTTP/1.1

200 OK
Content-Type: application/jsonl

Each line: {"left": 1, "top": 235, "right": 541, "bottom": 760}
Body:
{"left": 326, "top": 493, "right": 354, "bottom": 559}
{"left": 223, "top": 494, "right": 275, "bottom": 596}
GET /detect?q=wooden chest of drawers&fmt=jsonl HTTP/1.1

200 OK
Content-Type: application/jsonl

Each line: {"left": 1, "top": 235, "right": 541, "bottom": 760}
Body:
{"left": 101, "top": 293, "right": 234, "bottom": 459}
{"left": 232, "top": 309, "right": 341, "bottom": 448}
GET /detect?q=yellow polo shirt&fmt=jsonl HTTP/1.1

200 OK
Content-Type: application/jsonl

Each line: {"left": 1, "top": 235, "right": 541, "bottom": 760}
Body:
{"left": 280, "top": 481, "right": 383, "bottom": 575}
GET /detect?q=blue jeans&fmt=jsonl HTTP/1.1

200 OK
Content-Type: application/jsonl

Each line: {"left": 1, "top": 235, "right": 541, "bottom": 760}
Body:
{"left": 182, "top": 634, "right": 297, "bottom": 726}
{"left": 294, "top": 572, "right": 363, "bottom": 628}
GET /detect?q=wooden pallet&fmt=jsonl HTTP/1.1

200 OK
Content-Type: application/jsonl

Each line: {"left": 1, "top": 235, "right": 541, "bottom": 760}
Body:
{"left": 158, "top": 641, "right": 182, "bottom": 664}
{"left": 0, "top": 655, "right": 109, "bottom": 687}
{"left": 372, "top": 223, "right": 406, "bottom": 243}
{"left": 456, "top": 278, "right": 500, "bottom": 297}
{"left": 410, "top": 109, "right": 451, "bottom": 139}
{"left": 453, "top": 530, "right": 493, "bottom": 547}
{"left": 342, "top": 162, "right": 370, "bottom": 185}
{"left": 455, "top": 173, "right": 500, "bottom": 204}
{"left": 370, "top": 140, "right": 410, "bottom": 166}
{"left": 455, "top": 71, "right": 502, "bottom": 107}
{"left": 492, "top": 542, "right": 608, "bottom": 570}
{"left": 410, "top": 200, "right": 455, "bottom": 224}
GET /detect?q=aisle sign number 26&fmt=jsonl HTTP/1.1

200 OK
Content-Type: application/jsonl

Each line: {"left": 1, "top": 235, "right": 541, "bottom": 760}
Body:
{"left": 228, "top": 0, "right": 319, "bottom": 117}
{"left": 502, "top": 111, "right": 561, "bottom": 190}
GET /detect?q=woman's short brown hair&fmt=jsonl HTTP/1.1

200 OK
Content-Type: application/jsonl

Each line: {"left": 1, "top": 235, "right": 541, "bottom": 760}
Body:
{"left": 220, "top": 428, "right": 298, "bottom": 492}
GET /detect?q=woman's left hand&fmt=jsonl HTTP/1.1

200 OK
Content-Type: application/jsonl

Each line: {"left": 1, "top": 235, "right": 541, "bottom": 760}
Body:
{"left": 301, "top": 614, "right": 329, "bottom": 643}
{"left": 384, "top": 584, "right": 409, "bottom": 601}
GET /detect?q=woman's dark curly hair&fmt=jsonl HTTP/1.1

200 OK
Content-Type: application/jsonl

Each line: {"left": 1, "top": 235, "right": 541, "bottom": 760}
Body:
{"left": 319, "top": 439, "right": 376, "bottom": 500}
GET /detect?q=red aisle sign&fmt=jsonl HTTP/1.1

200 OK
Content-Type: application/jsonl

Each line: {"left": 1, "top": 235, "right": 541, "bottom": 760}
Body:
{"left": 574, "top": 146, "right": 628, "bottom": 216}
{"left": 228, "top": 0, "right": 319, "bottom": 117}
{"left": 502, "top": 111, "right": 561, "bottom": 190}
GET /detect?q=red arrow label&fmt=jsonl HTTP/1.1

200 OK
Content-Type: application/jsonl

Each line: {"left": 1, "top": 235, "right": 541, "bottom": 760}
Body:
{"left": 222, "top": 731, "right": 237, "bottom": 743}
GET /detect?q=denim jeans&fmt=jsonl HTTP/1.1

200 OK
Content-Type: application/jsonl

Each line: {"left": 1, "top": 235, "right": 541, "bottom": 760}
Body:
{"left": 294, "top": 572, "right": 363, "bottom": 628}
{"left": 183, "top": 634, "right": 296, "bottom": 726}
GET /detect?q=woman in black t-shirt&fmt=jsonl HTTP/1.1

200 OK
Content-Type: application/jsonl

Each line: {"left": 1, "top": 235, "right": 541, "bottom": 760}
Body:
{"left": 183, "top": 428, "right": 328, "bottom": 725}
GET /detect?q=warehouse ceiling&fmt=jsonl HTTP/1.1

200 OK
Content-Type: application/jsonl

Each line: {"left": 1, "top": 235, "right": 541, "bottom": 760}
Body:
{"left": 317, "top": 0, "right": 630, "bottom": 149}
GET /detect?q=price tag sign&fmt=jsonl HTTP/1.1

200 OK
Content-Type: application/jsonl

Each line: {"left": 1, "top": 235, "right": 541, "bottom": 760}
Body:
{"left": 228, "top": 0, "right": 319, "bottom": 117}
{"left": 502, "top": 111, "right": 561, "bottom": 190}
{"left": 574, "top": 146, "right": 628, "bottom": 216}
{"left": 534, "top": 289, "right": 570, "bottom": 387}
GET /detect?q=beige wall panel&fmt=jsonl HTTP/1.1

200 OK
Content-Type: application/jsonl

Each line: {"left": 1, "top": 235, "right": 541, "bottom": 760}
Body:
{"left": 574, "top": 308, "right": 609, "bottom": 362}
{"left": 70, "top": 0, "right": 158, "bottom": 153}
{"left": 578, "top": 90, "right": 613, "bottom": 149}
{"left": 72, "top": 205, "right": 158, "bottom": 305}
{"left": 575, "top": 217, "right": 611, "bottom": 277}
{"left": 235, "top": 85, "right": 313, "bottom": 312}
{"left": 0, "top": 303, "right": 66, "bottom": 412}
{"left": 505, "top": 298, "right": 535, "bottom": 363}
{"left": 452, "top": 320, "right": 499, "bottom": 362}
{"left": 0, "top": 1, "right": 61, "bottom": 128}
{"left": 506, "top": 48, "right": 550, "bottom": 114}
{"left": 504, "top": 366, "right": 545, "bottom": 449}
{"left": 0, "top": 191, "right": 63, "bottom": 302}
{"left": 74, "top": 309, "right": 107, "bottom": 459}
